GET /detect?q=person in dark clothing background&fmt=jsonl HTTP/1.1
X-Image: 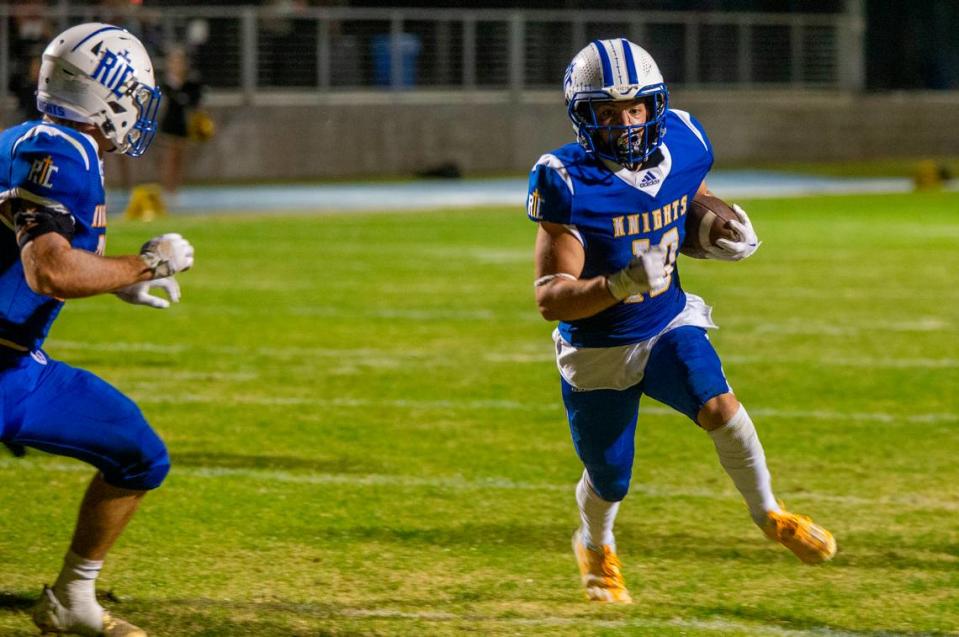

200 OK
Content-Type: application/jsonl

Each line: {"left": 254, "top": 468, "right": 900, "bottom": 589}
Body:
{"left": 159, "top": 46, "right": 206, "bottom": 204}
{"left": 8, "top": 51, "right": 43, "bottom": 123}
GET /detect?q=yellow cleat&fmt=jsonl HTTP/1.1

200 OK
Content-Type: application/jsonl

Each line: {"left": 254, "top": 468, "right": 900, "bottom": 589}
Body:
{"left": 100, "top": 612, "right": 147, "bottom": 637}
{"left": 571, "top": 529, "right": 632, "bottom": 603}
{"left": 32, "top": 586, "right": 147, "bottom": 636}
{"left": 763, "top": 508, "right": 837, "bottom": 564}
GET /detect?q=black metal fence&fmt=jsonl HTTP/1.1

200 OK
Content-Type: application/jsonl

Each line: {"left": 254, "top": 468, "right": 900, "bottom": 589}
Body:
{"left": 1, "top": 5, "right": 865, "bottom": 105}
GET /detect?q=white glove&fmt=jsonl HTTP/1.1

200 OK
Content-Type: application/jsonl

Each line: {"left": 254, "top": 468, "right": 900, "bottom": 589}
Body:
{"left": 704, "top": 204, "right": 761, "bottom": 261}
{"left": 140, "top": 233, "right": 194, "bottom": 278}
{"left": 606, "top": 245, "right": 670, "bottom": 300}
{"left": 114, "top": 277, "right": 181, "bottom": 309}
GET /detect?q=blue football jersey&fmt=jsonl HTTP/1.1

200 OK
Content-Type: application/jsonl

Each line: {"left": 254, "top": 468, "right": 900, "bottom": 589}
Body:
{"left": 0, "top": 120, "right": 107, "bottom": 355}
{"left": 527, "top": 109, "right": 713, "bottom": 347}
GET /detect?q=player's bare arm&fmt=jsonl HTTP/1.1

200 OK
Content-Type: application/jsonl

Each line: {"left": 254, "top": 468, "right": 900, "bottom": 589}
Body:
{"left": 21, "top": 232, "right": 151, "bottom": 299}
{"left": 534, "top": 222, "right": 618, "bottom": 321}
{"left": 21, "top": 231, "right": 193, "bottom": 300}
{"left": 535, "top": 221, "right": 671, "bottom": 321}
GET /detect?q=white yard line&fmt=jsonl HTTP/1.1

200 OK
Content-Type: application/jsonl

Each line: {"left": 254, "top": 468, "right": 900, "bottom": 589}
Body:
{"left": 44, "top": 339, "right": 959, "bottom": 370}
{"left": 123, "top": 392, "right": 958, "bottom": 426}
{"left": 124, "top": 370, "right": 260, "bottom": 381}
{"left": 489, "top": 351, "right": 959, "bottom": 368}
{"left": 743, "top": 407, "right": 957, "bottom": 424}
{"left": 1, "top": 457, "right": 955, "bottom": 512}
{"left": 484, "top": 352, "right": 556, "bottom": 363}
{"left": 45, "top": 339, "right": 439, "bottom": 360}
{"left": 60, "top": 303, "right": 539, "bottom": 321}
{"left": 338, "top": 609, "right": 920, "bottom": 637}
{"left": 723, "top": 355, "right": 959, "bottom": 369}
{"left": 289, "top": 307, "right": 499, "bottom": 320}
{"left": 714, "top": 286, "right": 959, "bottom": 302}
{"left": 721, "top": 318, "right": 952, "bottom": 335}
{"left": 129, "top": 394, "right": 560, "bottom": 411}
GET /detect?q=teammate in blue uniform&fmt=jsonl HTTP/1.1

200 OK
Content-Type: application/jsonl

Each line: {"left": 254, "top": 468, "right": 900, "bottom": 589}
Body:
{"left": 0, "top": 24, "right": 194, "bottom": 636}
{"left": 528, "top": 39, "right": 836, "bottom": 603}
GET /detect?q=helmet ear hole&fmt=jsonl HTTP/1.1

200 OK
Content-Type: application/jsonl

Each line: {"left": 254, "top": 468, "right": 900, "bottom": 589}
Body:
{"left": 574, "top": 102, "right": 594, "bottom": 123}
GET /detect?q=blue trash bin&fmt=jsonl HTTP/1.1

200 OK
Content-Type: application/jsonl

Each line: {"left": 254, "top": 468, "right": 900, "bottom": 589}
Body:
{"left": 371, "top": 33, "right": 421, "bottom": 87}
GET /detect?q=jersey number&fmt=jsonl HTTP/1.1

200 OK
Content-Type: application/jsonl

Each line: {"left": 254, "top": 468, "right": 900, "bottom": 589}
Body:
{"left": 624, "top": 227, "right": 679, "bottom": 304}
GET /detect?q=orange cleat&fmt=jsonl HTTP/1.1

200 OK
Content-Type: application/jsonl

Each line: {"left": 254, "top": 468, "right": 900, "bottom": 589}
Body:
{"left": 571, "top": 529, "right": 633, "bottom": 603}
{"left": 763, "top": 508, "right": 837, "bottom": 564}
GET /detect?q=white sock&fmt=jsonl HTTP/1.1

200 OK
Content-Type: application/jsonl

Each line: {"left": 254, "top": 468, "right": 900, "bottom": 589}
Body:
{"left": 52, "top": 551, "right": 104, "bottom": 628}
{"left": 707, "top": 406, "right": 781, "bottom": 526}
{"left": 576, "top": 470, "right": 620, "bottom": 549}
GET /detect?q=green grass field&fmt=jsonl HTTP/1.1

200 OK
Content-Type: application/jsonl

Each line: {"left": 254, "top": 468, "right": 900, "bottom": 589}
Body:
{"left": 0, "top": 191, "right": 957, "bottom": 636}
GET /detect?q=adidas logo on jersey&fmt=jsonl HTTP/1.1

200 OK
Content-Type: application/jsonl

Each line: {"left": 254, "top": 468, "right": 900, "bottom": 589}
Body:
{"left": 639, "top": 172, "right": 660, "bottom": 188}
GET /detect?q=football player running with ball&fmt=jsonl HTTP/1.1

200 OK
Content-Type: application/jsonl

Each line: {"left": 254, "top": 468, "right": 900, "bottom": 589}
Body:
{"left": 527, "top": 39, "right": 835, "bottom": 604}
{"left": 0, "top": 24, "right": 193, "bottom": 635}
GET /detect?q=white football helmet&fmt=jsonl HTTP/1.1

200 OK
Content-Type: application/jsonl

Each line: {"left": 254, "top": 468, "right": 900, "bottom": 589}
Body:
{"left": 564, "top": 39, "right": 669, "bottom": 169}
{"left": 36, "top": 23, "right": 162, "bottom": 157}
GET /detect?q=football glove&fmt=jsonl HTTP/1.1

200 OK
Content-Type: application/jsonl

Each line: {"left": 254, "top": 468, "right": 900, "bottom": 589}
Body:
{"left": 140, "top": 233, "right": 194, "bottom": 278}
{"left": 705, "top": 204, "right": 761, "bottom": 261}
{"left": 606, "top": 245, "right": 669, "bottom": 300}
{"left": 115, "top": 276, "right": 181, "bottom": 309}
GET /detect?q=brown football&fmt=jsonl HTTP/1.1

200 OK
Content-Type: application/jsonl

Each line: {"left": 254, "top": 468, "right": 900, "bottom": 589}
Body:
{"left": 680, "top": 193, "right": 740, "bottom": 259}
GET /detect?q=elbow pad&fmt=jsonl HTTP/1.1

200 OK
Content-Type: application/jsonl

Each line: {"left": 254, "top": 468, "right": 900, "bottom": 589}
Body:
{"left": 12, "top": 200, "right": 76, "bottom": 249}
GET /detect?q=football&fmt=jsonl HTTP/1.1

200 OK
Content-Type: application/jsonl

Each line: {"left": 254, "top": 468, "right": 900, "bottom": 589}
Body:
{"left": 680, "top": 193, "right": 740, "bottom": 258}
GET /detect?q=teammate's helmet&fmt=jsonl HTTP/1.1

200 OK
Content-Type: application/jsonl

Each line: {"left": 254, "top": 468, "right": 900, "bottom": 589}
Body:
{"left": 564, "top": 39, "right": 669, "bottom": 169}
{"left": 36, "top": 23, "right": 162, "bottom": 157}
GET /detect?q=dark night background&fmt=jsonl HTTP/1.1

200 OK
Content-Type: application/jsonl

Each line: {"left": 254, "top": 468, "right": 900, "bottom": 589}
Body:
{"left": 32, "top": 1, "right": 959, "bottom": 90}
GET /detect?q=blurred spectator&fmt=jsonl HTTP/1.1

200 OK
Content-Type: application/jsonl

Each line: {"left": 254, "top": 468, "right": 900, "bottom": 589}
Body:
{"left": 10, "top": 1, "right": 51, "bottom": 59}
{"left": 8, "top": 48, "right": 43, "bottom": 122}
{"left": 158, "top": 47, "right": 206, "bottom": 202}
{"left": 7, "top": 1, "right": 51, "bottom": 125}
{"left": 261, "top": 0, "right": 316, "bottom": 86}
{"left": 95, "top": 0, "right": 165, "bottom": 54}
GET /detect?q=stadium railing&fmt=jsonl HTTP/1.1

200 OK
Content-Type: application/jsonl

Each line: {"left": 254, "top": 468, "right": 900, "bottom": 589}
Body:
{"left": 0, "top": 4, "right": 865, "bottom": 107}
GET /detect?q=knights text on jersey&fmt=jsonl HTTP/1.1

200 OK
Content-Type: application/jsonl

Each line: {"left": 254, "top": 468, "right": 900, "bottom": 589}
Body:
{"left": 0, "top": 120, "right": 106, "bottom": 356}
{"left": 527, "top": 109, "right": 713, "bottom": 348}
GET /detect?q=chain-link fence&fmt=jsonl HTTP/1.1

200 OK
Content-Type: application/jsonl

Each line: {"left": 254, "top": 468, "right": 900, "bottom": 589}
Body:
{"left": 2, "top": 4, "right": 864, "bottom": 104}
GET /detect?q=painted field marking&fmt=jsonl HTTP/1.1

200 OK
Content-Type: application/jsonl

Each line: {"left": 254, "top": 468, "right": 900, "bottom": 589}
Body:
{"left": 716, "top": 285, "right": 959, "bottom": 302}
{"left": 45, "top": 339, "right": 959, "bottom": 370}
{"left": 723, "top": 355, "right": 959, "bottom": 369}
{"left": 734, "top": 318, "right": 952, "bottom": 336}
{"left": 488, "top": 351, "right": 959, "bottom": 369}
{"left": 120, "top": 392, "right": 958, "bottom": 426}
{"left": 337, "top": 609, "right": 913, "bottom": 637}
{"left": 1, "top": 457, "right": 956, "bottom": 512}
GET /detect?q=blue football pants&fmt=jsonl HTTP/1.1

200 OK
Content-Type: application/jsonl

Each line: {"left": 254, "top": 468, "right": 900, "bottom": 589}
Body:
{"left": 562, "top": 326, "right": 730, "bottom": 502}
{"left": 0, "top": 352, "right": 169, "bottom": 490}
